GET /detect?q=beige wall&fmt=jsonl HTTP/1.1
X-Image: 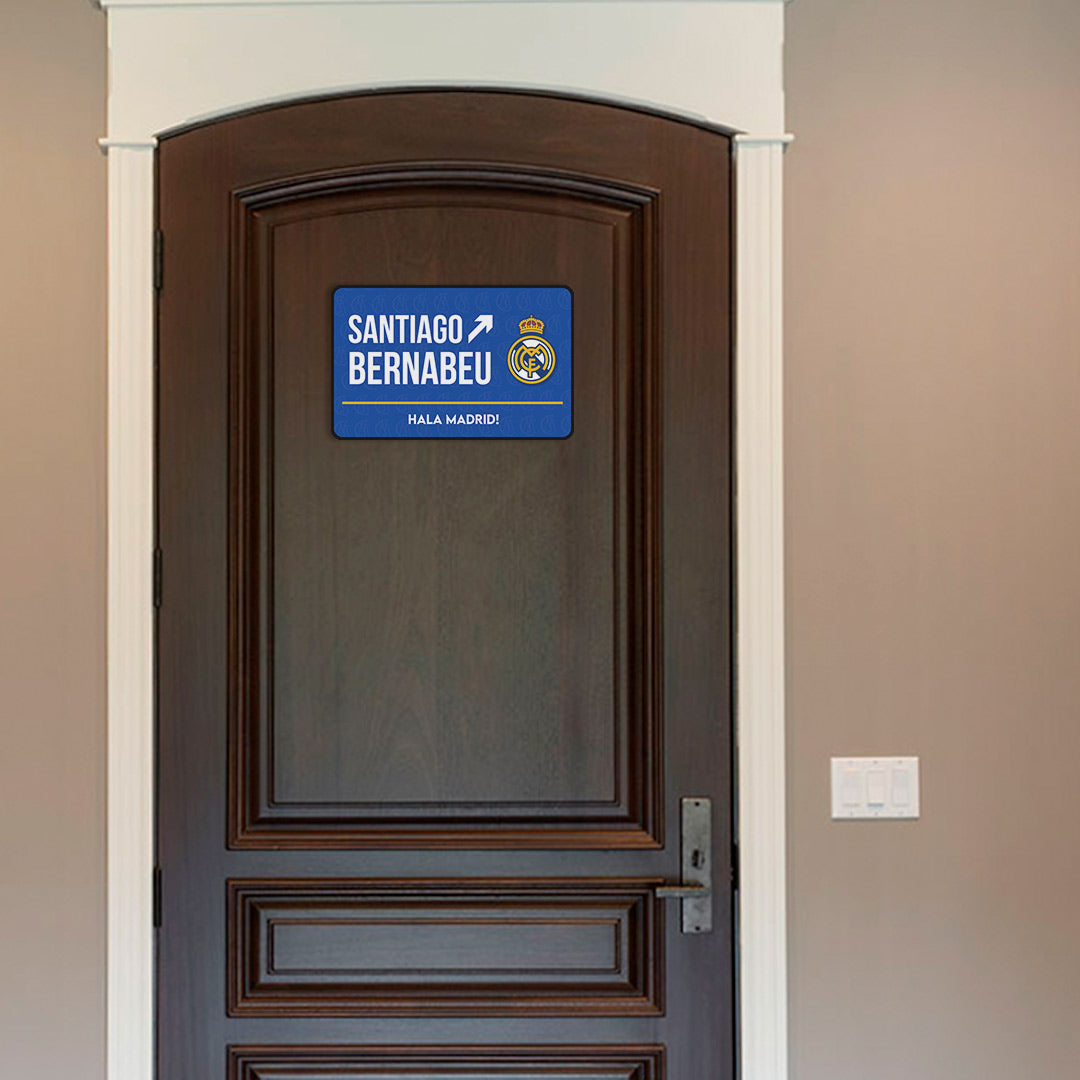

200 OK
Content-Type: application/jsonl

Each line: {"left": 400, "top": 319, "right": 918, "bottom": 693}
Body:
{"left": 786, "top": 1, "right": 1080, "bottom": 1077}
{"left": 3, "top": 1, "right": 1080, "bottom": 1077}
{"left": 0, "top": 0, "right": 107, "bottom": 1077}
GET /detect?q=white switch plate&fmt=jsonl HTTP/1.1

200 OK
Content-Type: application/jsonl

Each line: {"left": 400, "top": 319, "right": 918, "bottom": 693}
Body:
{"left": 831, "top": 756, "right": 920, "bottom": 819}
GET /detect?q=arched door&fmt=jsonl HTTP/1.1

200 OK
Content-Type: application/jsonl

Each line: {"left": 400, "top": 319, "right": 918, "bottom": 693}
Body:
{"left": 156, "top": 89, "right": 733, "bottom": 1080}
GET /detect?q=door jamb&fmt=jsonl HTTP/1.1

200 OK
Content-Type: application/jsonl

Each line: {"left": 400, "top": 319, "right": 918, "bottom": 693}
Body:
{"left": 103, "top": 120, "right": 789, "bottom": 1080}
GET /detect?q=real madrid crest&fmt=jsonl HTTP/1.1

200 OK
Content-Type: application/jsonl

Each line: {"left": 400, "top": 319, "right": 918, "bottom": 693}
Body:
{"left": 507, "top": 316, "right": 558, "bottom": 384}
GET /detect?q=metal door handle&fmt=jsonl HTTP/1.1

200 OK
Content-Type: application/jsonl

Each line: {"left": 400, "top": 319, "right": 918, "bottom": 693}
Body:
{"left": 657, "top": 797, "right": 713, "bottom": 933}
{"left": 655, "top": 883, "right": 711, "bottom": 899}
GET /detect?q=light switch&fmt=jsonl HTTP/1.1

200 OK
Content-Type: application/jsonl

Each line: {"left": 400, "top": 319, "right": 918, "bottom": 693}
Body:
{"left": 840, "top": 768, "right": 863, "bottom": 807}
{"left": 892, "top": 768, "right": 911, "bottom": 806}
{"left": 831, "top": 757, "right": 920, "bottom": 819}
{"left": 866, "top": 769, "right": 887, "bottom": 806}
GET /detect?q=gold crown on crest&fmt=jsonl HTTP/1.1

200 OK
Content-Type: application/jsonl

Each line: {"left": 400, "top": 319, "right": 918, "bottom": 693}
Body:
{"left": 518, "top": 316, "right": 545, "bottom": 335}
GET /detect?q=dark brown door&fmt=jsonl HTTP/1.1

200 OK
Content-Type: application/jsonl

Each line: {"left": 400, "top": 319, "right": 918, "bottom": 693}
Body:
{"left": 156, "top": 90, "right": 733, "bottom": 1080}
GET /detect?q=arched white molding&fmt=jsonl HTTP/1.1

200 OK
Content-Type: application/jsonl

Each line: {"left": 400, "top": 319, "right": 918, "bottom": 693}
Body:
{"left": 102, "top": 2, "right": 785, "bottom": 138}
{"left": 100, "top": 6, "right": 788, "bottom": 1080}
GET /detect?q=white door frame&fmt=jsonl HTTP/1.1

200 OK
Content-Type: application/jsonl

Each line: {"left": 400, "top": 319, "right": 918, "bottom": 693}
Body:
{"left": 97, "top": 4, "right": 788, "bottom": 1079}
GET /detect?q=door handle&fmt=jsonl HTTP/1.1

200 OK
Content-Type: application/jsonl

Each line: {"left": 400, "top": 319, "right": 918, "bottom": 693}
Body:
{"left": 654, "top": 797, "right": 712, "bottom": 933}
{"left": 655, "top": 883, "right": 711, "bottom": 899}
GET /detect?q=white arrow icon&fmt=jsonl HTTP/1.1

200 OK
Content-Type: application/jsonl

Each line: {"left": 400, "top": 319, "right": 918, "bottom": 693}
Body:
{"left": 468, "top": 314, "right": 494, "bottom": 343}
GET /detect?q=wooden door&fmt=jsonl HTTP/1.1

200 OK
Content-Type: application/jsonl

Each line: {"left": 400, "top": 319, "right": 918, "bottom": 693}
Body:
{"left": 156, "top": 90, "right": 733, "bottom": 1080}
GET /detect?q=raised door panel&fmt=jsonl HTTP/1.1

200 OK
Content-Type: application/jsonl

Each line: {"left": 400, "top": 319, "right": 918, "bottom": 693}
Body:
{"left": 227, "top": 878, "right": 663, "bottom": 1016}
{"left": 229, "top": 1045, "right": 665, "bottom": 1080}
{"left": 229, "top": 169, "right": 662, "bottom": 849}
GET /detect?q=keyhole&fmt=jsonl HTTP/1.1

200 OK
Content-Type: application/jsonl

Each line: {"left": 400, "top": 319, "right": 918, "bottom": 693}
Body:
{"left": 691, "top": 848, "right": 706, "bottom": 869}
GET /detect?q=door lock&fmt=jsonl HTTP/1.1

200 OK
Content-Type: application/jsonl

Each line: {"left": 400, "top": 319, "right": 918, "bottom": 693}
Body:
{"left": 654, "top": 797, "right": 712, "bottom": 933}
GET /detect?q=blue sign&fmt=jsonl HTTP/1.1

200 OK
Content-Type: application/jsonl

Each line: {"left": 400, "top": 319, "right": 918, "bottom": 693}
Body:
{"left": 334, "top": 287, "right": 572, "bottom": 438}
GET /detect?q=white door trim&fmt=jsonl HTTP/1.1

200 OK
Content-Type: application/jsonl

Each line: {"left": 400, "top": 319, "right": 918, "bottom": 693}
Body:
{"left": 104, "top": 118, "right": 789, "bottom": 1080}
{"left": 733, "top": 132, "right": 789, "bottom": 1080}
{"left": 100, "top": 7, "right": 787, "bottom": 1079}
{"left": 105, "top": 141, "right": 156, "bottom": 1080}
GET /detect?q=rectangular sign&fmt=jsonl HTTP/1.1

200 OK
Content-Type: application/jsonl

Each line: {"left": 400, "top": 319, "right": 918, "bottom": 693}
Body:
{"left": 334, "top": 287, "right": 572, "bottom": 438}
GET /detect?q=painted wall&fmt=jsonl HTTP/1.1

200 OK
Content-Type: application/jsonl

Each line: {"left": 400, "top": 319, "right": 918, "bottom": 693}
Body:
{"left": 785, "top": 1, "right": 1080, "bottom": 1077}
{"left": 0, "top": 0, "right": 107, "bottom": 1076}
{"left": 2, "top": 1, "right": 1079, "bottom": 1078}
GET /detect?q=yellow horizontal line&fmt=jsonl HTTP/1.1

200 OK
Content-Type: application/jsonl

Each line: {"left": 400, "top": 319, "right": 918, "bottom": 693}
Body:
{"left": 342, "top": 401, "right": 563, "bottom": 406}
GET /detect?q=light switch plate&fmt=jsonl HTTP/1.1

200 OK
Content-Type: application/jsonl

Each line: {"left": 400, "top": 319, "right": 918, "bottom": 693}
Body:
{"left": 831, "top": 756, "right": 920, "bottom": 819}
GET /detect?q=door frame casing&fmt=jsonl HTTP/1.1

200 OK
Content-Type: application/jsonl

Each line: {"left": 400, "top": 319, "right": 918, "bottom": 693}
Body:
{"left": 98, "top": 4, "right": 788, "bottom": 1079}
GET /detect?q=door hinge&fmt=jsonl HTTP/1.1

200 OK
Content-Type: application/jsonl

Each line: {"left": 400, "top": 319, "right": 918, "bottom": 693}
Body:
{"left": 731, "top": 840, "right": 740, "bottom": 892}
{"left": 153, "top": 866, "right": 163, "bottom": 928}
{"left": 153, "top": 230, "right": 164, "bottom": 291}
{"left": 153, "top": 548, "right": 163, "bottom": 608}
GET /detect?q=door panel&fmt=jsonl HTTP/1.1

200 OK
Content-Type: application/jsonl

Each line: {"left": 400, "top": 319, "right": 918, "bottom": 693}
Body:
{"left": 228, "top": 1045, "right": 665, "bottom": 1080}
{"left": 230, "top": 172, "right": 661, "bottom": 848}
{"left": 227, "top": 878, "right": 661, "bottom": 1016}
{"left": 157, "top": 90, "right": 732, "bottom": 1080}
